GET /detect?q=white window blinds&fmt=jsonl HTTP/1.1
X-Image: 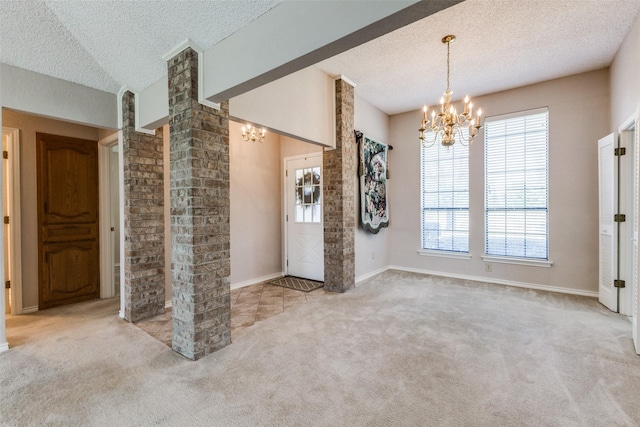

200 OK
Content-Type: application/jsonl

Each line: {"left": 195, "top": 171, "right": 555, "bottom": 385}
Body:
{"left": 421, "top": 133, "right": 469, "bottom": 253}
{"left": 485, "top": 109, "right": 549, "bottom": 259}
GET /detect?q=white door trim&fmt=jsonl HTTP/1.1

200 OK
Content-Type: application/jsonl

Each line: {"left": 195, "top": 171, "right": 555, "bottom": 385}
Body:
{"left": 98, "top": 133, "right": 119, "bottom": 299}
{"left": 117, "top": 130, "right": 126, "bottom": 319}
{"left": 283, "top": 152, "right": 323, "bottom": 277}
{"left": 618, "top": 128, "right": 634, "bottom": 316}
{"left": 2, "top": 127, "right": 22, "bottom": 315}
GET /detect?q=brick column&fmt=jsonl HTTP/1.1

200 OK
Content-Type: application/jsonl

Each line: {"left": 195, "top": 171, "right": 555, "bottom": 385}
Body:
{"left": 121, "top": 91, "right": 165, "bottom": 322}
{"left": 167, "top": 48, "right": 231, "bottom": 360}
{"left": 323, "top": 78, "right": 356, "bottom": 292}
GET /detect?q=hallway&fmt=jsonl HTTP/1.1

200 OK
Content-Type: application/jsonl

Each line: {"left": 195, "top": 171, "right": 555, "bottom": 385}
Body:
{"left": 136, "top": 282, "right": 330, "bottom": 345}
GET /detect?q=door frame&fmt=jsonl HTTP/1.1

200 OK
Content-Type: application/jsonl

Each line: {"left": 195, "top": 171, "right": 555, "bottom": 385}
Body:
{"left": 618, "top": 115, "right": 637, "bottom": 317}
{"left": 282, "top": 152, "right": 324, "bottom": 277}
{"left": 98, "top": 132, "right": 119, "bottom": 299}
{"left": 616, "top": 108, "right": 640, "bottom": 353}
{"left": 2, "top": 127, "right": 22, "bottom": 315}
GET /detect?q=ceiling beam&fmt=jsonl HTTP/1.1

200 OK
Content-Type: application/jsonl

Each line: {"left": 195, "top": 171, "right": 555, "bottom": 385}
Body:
{"left": 203, "top": 0, "right": 462, "bottom": 103}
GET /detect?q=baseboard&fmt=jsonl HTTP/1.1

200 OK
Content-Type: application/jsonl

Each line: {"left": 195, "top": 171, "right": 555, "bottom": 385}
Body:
{"left": 355, "top": 266, "right": 390, "bottom": 285}
{"left": 21, "top": 305, "right": 38, "bottom": 314}
{"left": 231, "top": 272, "right": 283, "bottom": 290}
{"left": 388, "top": 265, "right": 599, "bottom": 298}
{"left": 0, "top": 342, "right": 8, "bottom": 353}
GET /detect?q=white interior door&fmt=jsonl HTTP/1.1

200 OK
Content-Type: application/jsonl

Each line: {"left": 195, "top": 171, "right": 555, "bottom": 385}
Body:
{"left": 285, "top": 154, "right": 324, "bottom": 281}
{"left": 598, "top": 133, "right": 617, "bottom": 312}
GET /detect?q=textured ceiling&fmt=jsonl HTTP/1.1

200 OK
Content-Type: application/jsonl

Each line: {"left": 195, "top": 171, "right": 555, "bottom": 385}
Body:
{"left": 317, "top": 0, "right": 640, "bottom": 115}
{"left": 1, "top": 0, "right": 639, "bottom": 116}
{"left": 0, "top": 0, "right": 282, "bottom": 93}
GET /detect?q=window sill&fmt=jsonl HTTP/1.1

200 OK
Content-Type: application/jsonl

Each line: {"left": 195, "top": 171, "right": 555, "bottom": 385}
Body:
{"left": 481, "top": 255, "right": 553, "bottom": 268}
{"left": 418, "top": 250, "right": 472, "bottom": 260}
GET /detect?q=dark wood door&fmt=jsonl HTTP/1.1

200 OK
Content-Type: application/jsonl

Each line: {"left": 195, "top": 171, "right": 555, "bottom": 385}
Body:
{"left": 37, "top": 133, "right": 99, "bottom": 309}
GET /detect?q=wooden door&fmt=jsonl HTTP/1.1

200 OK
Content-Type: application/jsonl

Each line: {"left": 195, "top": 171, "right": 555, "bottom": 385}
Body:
{"left": 37, "top": 133, "right": 99, "bottom": 309}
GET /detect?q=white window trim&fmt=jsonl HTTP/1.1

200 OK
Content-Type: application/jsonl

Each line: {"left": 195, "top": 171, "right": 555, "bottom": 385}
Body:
{"left": 481, "top": 255, "right": 553, "bottom": 268}
{"left": 418, "top": 249, "right": 472, "bottom": 260}
{"left": 485, "top": 107, "right": 549, "bottom": 122}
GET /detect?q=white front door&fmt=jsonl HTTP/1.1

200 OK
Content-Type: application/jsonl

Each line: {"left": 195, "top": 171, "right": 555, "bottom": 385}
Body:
{"left": 285, "top": 154, "right": 324, "bottom": 281}
{"left": 598, "top": 133, "right": 617, "bottom": 312}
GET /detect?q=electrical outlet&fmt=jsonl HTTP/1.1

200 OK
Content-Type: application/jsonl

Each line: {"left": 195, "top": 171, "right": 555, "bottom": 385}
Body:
{"left": 371, "top": 252, "right": 376, "bottom": 260}
{"left": 485, "top": 263, "right": 492, "bottom": 272}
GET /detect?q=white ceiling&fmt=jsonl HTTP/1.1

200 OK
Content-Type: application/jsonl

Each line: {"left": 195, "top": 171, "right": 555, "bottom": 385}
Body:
{"left": 317, "top": 0, "right": 640, "bottom": 115}
{"left": 0, "top": 0, "right": 282, "bottom": 93}
{"left": 1, "top": 0, "right": 639, "bottom": 116}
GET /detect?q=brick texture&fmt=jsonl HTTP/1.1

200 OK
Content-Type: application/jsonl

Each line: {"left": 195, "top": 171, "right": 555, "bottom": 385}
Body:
{"left": 323, "top": 78, "right": 356, "bottom": 292}
{"left": 121, "top": 91, "right": 166, "bottom": 322}
{"left": 167, "top": 48, "right": 231, "bottom": 360}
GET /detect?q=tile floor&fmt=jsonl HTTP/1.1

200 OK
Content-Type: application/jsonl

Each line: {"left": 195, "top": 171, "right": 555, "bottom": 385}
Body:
{"left": 135, "top": 282, "right": 329, "bottom": 346}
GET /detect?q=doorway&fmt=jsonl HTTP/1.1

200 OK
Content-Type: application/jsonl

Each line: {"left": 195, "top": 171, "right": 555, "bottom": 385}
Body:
{"left": 36, "top": 133, "right": 100, "bottom": 309}
{"left": 284, "top": 153, "right": 324, "bottom": 281}
{"left": 2, "top": 127, "right": 22, "bottom": 315}
{"left": 98, "top": 134, "right": 121, "bottom": 300}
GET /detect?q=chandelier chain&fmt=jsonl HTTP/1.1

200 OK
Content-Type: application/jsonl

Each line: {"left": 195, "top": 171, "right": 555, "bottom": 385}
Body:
{"left": 446, "top": 39, "right": 450, "bottom": 91}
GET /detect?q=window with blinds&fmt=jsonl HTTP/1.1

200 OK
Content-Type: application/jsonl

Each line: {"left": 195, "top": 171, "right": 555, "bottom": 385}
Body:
{"left": 421, "top": 132, "right": 469, "bottom": 253}
{"left": 484, "top": 108, "right": 549, "bottom": 259}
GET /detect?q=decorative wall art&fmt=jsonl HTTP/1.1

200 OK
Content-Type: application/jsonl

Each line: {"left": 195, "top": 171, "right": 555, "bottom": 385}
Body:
{"left": 360, "top": 135, "right": 389, "bottom": 234}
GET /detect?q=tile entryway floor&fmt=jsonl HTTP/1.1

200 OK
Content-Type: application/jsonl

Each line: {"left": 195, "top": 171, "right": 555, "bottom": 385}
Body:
{"left": 136, "top": 282, "right": 329, "bottom": 346}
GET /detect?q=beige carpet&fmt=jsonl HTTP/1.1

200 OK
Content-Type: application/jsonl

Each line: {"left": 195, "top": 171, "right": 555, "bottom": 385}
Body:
{"left": 2, "top": 270, "right": 640, "bottom": 426}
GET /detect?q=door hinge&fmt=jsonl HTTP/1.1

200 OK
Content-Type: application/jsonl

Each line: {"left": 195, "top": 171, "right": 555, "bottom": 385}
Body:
{"left": 3, "top": 216, "right": 8, "bottom": 224}
{"left": 614, "top": 279, "right": 626, "bottom": 288}
{"left": 615, "top": 147, "right": 626, "bottom": 156}
{"left": 286, "top": 260, "right": 289, "bottom": 267}
{"left": 4, "top": 281, "right": 9, "bottom": 289}
{"left": 286, "top": 214, "right": 288, "bottom": 222}
{"left": 615, "top": 214, "right": 626, "bottom": 222}
{"left": 286, "top": 170, "right": 288, "bottom": 177}
{"left": 2, "top": 151, "right": 8, "bottom": 159}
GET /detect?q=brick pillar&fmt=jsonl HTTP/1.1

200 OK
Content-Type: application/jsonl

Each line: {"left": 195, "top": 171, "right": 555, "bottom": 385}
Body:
{"left": 121, "top": 91, "right": 165, "bottom": 322}
{"left": 323, "top": 78, "right": 356, "bottom": 292}
{"left": 167, "top": 48, "right": 231, "bottom": 360}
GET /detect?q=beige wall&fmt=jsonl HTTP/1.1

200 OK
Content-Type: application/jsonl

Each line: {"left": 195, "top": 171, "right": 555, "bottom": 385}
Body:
{"left": 611, "top": 10, "right": 640, "bottom": 129}
{"left": 388, "top": 69, "right": 610, "bottom": 294}
{"left": 1, "top": 64, "right": 117, "bottom": 129}
{"left": 354, "top": 95, "right": 390, "bottom": 279}
{"left": 2, "top": 109, "right": 100, "bottom": 309}
{"left": 230, "top": 67, "right": 335, "bottom": 147}
{"left": 230, "top": 121, "right": 283, "bottom": 286}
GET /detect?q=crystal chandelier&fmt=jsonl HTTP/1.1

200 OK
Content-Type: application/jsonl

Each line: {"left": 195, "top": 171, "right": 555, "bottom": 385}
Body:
{"left": 419, "top": 35, "right": 483, "bottom": 147}
{"left": 241, "top": 124, "right": 266, "bottom": 143}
